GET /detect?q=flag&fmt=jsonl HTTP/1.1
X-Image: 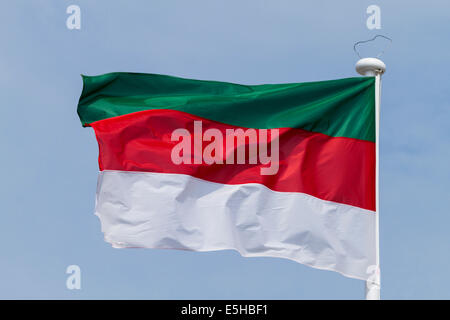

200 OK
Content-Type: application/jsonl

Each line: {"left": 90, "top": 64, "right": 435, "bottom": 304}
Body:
{"left": 78, "top": 72, "right": 376, "bottom": 280}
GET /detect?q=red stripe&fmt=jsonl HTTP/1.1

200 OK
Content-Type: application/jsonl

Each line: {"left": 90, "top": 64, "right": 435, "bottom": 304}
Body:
{"left": 91, "top": 109, "right": 375, "bottom": 211}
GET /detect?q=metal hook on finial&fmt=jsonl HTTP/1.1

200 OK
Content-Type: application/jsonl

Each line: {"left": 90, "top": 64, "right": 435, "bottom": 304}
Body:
{"left": 353, "top": 35, "right": 392, "bottom": 59}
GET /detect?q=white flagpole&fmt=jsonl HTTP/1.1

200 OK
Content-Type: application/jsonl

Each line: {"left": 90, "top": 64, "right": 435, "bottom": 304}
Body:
{"left": 355, "top": 58, "right": 386, "bottom": 300}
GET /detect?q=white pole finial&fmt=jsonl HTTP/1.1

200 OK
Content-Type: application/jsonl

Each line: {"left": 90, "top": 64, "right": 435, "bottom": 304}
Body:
{"left": 355, "top": 58, "right": 386, "bottom": 76}
{"left": 356, "top": 57, "right": 385, "bottom": 300}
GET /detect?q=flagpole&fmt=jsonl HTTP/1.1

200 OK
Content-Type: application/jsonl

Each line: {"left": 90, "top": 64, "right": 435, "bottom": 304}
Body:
{"left": 355, "top": 58, "right": 386, "bottom": 300}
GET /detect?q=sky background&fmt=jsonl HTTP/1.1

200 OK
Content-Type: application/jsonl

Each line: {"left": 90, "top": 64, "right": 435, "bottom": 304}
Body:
{"left": 1, "top": 1, "right": 449, "bottom": 299}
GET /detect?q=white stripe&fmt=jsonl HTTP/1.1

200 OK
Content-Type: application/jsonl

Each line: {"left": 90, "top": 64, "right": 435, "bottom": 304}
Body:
{"left": 95, "top": 170, "right": 376, "bottom": 280}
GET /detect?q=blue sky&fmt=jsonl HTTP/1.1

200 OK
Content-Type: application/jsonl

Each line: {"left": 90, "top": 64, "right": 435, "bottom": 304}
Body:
{"left": 1, "top": 1, "right": 449, "bottom": 299}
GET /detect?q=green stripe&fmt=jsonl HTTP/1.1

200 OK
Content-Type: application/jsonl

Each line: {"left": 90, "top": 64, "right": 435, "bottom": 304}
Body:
{"left": 77, "top": 72, "right": 375, "bottom": 141}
